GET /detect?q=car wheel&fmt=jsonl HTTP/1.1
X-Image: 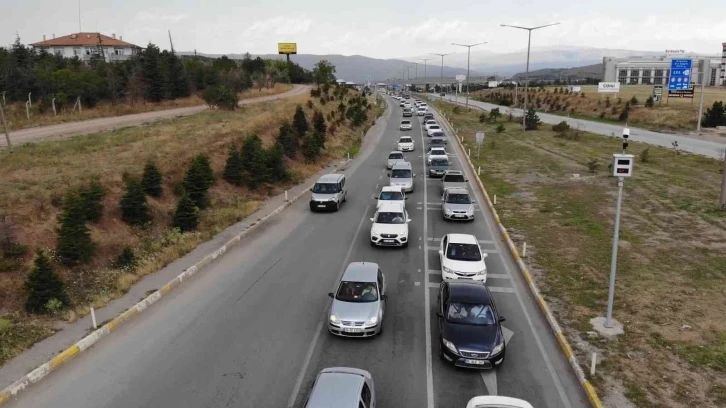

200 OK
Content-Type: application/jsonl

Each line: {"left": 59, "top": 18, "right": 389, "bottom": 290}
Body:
{"left": 335, "top": 201, "right": 340, "bottom": 211}
{"left": 370, "top": 241, "right": 376, "bottom": 247}
{"left": 439, "top": 345, "right": 445, "bottom": 360}
{"left": 402, "top": 242, "right": 409, "bottom": 248}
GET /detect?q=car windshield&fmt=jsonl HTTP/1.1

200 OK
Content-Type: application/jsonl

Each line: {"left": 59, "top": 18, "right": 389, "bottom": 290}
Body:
{"left": 391, "top": 169, "right": 412, "bottom": 179}
{"left": 431, "top": 158, "right": 448, "bottom": 166}
{"left": 431, "top": 140, "right": 444, "bottom": 145}
{"left": 446, "top": 193, "right": 471, "bottom": 204}
{"left": 432, "top": 132, "right": 444, "bottom": 137}
{"left": 401, "top": 121, "right": 411, "bottom": 125}
{"left": 336, "top": 281, "right": 378, "bottom": 302}
{"left": 446, "top": 302, "right": 495, "bottom": 325}
{"left": 389, "top": 153, "right": 403, "bottom": 159}
{"left": 444, "top": 174, "right": 466, "bottom": 183}
{"left": 399, "top": 137, "right": 412, "bottom": 143}
{"left": 312, "top": 183, "right": 339, "bottom": 194}
{"left": 429, "top": 125, "right": 440, "bottom": 130}
{"left": 379, "top": 191, "right": 404, "bottom": 201}
{"left": 446, "top": 243, "right": 482, "bottom": 261}
{"left": 430, "top": 149, "right": 446, "bottom": 156}
{"left": 376, "top": 211, "right": 406, "bottom": 224}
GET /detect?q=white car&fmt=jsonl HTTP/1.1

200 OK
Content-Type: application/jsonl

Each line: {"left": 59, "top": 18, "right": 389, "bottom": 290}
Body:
{"left": 397, "top": 136, "right": 414, "bottom": 152}
{"left": 417, "top": 108, "right": 427, "bottom": 116}
{"left": 424, "top": 120, "right": 438, "bottom": 131}
{"left": 370, "top": 202, "right": 411, "bottom": 247}
{"left": 399, "top": 101, "right": 405, "bottom": 107}
{"left": 426, "top": 124, "right": 442, "bottom": 137}
{"left": 466, "top": 396, "right": 534, "bottom": 408}
{"left": 375, "top": 185, "right": 406, "bottom": 209}
{"left": 419, "top": 103, "right": 428, "bottom": 110}
{"left": 438, "top": 233, "right": 488, "bottom": 282}
{"left": 400, "top": 120, "right": 412, "bottom": 131}
{"left": 427, "top": 147, "right": 448, "bottom": 164}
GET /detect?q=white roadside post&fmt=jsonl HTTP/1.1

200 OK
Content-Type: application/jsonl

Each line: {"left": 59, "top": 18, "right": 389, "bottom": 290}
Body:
{"left": 91, "top": 307, "right": 98, "bottom": 329}
{"left": 590, "top": 352, "right": 597, "bottom": 376}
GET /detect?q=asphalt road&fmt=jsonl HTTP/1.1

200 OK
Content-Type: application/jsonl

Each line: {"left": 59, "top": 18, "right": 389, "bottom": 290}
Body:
{"left": 4, "top": 94, "right": 589, "bottom": 408}
{"left": 430, "top": 93, "right": 725, "bottom": 159}
{"left": 0, "top": 85, "right": 309, "bottom": 146}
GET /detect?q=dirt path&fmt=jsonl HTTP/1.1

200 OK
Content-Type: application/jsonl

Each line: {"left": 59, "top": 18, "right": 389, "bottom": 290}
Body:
{"left": 0, "top": 85, "right": 310, "bottom": 147}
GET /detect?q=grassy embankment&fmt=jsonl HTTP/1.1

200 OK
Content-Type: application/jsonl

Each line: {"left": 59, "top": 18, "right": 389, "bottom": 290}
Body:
{"left": 473, "top": 84, "right": 726, "bottom": 132}
{"left": 433, "top": 99, "right": 726, "bottom": 408}
{"left": 0, "top": 86, "right": 371, "bottom": 366}
{"left": 2, "top": 83, "right": 293, "bottom": 131}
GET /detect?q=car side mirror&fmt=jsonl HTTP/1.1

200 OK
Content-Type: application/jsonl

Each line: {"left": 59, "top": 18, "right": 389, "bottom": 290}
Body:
{"left": 471, "top": 200, "right": 476, "bottom": 203}
{"left": 381, "top": 294, "right": 388, "bottom": 300}
{"left": 436, "top": 311, "right": 443, "bottom": 318}
{"left": 387, "top": 173, "right": 390, "bottom": 177}
{"left": 406, "top": 219, "right": 411, "bottom": 223}
{"left": 404, "top": 196, "right": 409, "bottom": 200}
{"left": 438, "top": 249, "right": 443, "bottom": 256}
{"left": 370, "top": 217, "right": 375, "bottom": 222}
{"left": 498, "top": 316, "right": 506, "bottom": 322}
{"left": 328, "top": 292, "right": 334, "bottom": 298}
{"left": 309, "top": 188, "right": 313, "bottom": 192}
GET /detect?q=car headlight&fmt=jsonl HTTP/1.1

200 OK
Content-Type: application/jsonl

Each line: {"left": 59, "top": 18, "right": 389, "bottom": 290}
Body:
{"left": 467, "top": 206, "right": 474, "bottom": 214}
{"left": 442, "top": 338, "right": 458, "bottom": 354}
{"left": 492, "top": 337, "right": 504, "bottom": 355}
{"left": 442, "top": 266, "right": 453, "bottom": 274}
{"left": 477, "top": 269, "right": 487, "bottom": 275}
{"left": 329, "top": 314, "right": 339, "bottom": 324}
{"left": 329, "top": 197, "right": 337, "bottom": 202}
{"left": 444, "top": 208, "right": 453, "bottom": 215}
{"left": 366, "top": 316, "right": 378, "bottom": 325}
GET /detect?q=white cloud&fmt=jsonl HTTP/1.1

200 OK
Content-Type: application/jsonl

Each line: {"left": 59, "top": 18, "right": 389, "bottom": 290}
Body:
{"left": 242, "top": 17, "right": 313, "bottom": 39}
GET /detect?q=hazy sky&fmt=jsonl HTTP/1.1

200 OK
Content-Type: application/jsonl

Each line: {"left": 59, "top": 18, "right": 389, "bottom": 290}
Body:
{"left": 3, "top": 0, "right": 725, "bottom": 59}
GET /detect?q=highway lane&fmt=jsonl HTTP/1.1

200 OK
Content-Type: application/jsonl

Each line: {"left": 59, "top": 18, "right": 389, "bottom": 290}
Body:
{"left": 429, "top": 92, "right": 725, "bottom": 158}
{"left": 5, "top": 93, "right": 589, "bottom": 408}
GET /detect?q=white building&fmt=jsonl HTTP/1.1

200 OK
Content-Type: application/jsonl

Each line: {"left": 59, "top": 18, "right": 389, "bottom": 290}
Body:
{"left": 30, "top": 32, "right": 140, "bottom": 62}
{"left": 602, "top": 45, "right": 726, "bottom": 87}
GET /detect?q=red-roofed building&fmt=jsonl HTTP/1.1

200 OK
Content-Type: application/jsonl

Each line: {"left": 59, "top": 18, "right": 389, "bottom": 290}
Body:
{"left": 31, "top": 32, "right": 141, "bottom": 62}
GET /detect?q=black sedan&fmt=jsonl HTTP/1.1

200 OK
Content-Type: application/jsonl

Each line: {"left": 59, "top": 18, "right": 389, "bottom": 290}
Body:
{"left": 436, "top": 281, "right": 506, "bottom": 369}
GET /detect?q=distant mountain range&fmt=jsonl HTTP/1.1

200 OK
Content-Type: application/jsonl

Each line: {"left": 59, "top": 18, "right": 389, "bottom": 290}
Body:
{"left": 179, "top": 46, "right": 700, "bottom": 83}
{"left": 511, "top": 63, "right": 603, "bottom": 81}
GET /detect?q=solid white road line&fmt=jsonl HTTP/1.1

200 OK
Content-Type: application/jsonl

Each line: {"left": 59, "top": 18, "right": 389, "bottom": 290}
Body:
{"left": 426, "top": 246, "right": 498, "bottom": 254}
{"left": 488, "top": 286, "right": 516, "bottom": 294}
{"left": 287, "top": 205, "right": 372, "bottom": 408}
{"left": 420, "top": 111, "right": 435, "bottom": 408}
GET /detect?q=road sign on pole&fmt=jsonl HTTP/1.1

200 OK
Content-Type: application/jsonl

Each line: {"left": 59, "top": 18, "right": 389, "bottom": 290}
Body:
{"left": 475, "top": 131, "right": 484, "bottom": 158}
{"left": 668, "top": 59, "right": 694, "bottom": 98}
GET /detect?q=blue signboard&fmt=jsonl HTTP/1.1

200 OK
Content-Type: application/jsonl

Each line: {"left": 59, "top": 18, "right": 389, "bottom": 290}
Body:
{"left": 392, "top": 84, "right": 399, "bottom": 89}
{"left": 668, "top": 59, "right": 692, "bottom": 91}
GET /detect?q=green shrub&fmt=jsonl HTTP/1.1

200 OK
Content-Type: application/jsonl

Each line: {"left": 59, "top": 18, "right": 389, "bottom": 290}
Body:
{"left": 113, "top": 246, "right": 137, "bottom": 271}
{"left": 182, "top": 155, "right": 215, "bottom": 209}
{"left": 222, "top": 145, "right": 244, "bottom": 186}
{"left": 141, "top": 161, "right": 163, "bottom": 197}
{"left": 25, "top": 250, "right": 69, "bottom": 314}
{"left": 57, "top": 193, "right": 95, "bottom": 265}
{"left": 496, "top": 123, "right": 505, "bottom": 133}
{"left": 120, "top": 178, "right": 151, "bottom": 226}
{"left": 173, "top": 192, "right": 199, "bottom": 232}
{"left": 79, "top": 179, "right": 105, "bottom": 222}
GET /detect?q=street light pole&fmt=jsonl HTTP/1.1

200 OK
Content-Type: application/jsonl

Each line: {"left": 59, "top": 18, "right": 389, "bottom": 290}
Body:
{"left": 418, "top": 58, "right": 434, "bottom": 91}
{"left": 432, "top": 52, "right": 453, "bottom": 96}
{"left": 452, "top": 41, "right": 487, "bottom": 111}
{"left": 501, "top": 22, "right": 560, "bottom": 131}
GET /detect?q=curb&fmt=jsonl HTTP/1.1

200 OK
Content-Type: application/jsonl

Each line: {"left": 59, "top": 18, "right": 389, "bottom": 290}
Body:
{"left": 0, "top": 158, "right": 351, "bottom": 406}
{"left": 430, "top": 99, "right": 604, "bottom": 408}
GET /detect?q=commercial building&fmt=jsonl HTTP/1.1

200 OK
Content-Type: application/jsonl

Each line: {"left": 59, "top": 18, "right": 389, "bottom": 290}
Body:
{"left": 30, "top": 32, "right": 140, "bottom": 62}
{"left": 602, "top": 46, "right": 726, "bottom": 87}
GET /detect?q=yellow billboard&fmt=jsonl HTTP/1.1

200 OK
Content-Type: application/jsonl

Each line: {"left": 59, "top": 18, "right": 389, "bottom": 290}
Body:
{"left": 278, "top": 43, "right": 297, "bottom": 54}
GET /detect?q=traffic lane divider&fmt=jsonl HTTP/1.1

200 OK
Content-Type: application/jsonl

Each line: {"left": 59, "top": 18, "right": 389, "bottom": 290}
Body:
{"left": 429, "top": 100, "right": 604, "bottom": 408}
{"left": 0, "top": 158, "right": 352, "bottom": 406}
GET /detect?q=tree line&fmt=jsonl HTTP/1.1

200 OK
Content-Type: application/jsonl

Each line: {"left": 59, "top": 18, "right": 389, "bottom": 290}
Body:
{"left": 0, "top": 36, "right": 313, "bottom": 111}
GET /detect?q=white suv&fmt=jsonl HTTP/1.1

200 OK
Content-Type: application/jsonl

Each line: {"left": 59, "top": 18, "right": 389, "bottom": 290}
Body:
{"left": 424, "top": 120, "right": 438, "bottom": 131}
{"left": 438, "top": 233, "right": 488, "bottom": 282}
{"left": 426, "top": 124, "right": 442, "bottom": 137}
{"left": 376, "top": 185, "right": 406, "bottom": 209}
{"left": 370, "top": 202, "right": 411, "bottom": 247}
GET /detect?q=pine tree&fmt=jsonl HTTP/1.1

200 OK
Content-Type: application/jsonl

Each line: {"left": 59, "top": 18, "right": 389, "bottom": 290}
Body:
{"left": 292, "top": 105, "right": 309, "bottom": 138}
{"left": 113, "top": 246, "right": 137, "bottom": 271}
{"left": 524, "top": 108, "right": 541, "bottom": 130}
{"left": 120, "top": 178, "right": 152, "bottom": 226}
{"left": 278, "top": 123, "right": 297, "bottom": 158}
{"left": 240, "top": 135, "right": 268, "bottom": 189}
{"left": 619, "top": 102, "right": 630, "bottom": 122}
{"left": 173, "top": 192, "right": 199, "bottom": 232}
{"left": 266, "top": 142, "right": 289, "bottom": 182}
{"left": 25, "top": 250, "right": 69, "bottom": 314}
{"left": 313, "top": 110, "right": 327, "bottom": 135}
{"left": 183, "top": 155, "right": 215, "bottom": 209}
{"left": 141, "top": 44, "right": 164, "bottom": 102}
{"left": 702, "top": 101, "right": 726, "bottom": 128}
{"left": 222, "top": 145, "right": 244, "bottom": 186}
{"left": 141, "top": 161, "right": 163, "bottom": 197}
{"left": 302, "top": 133, "right": 321, "bottom": 162}
{"left": 79, "top": 179, "right": 106, "bottom": 222}
{"left": 57, "top": 193, "right": 96, "bottom": 265}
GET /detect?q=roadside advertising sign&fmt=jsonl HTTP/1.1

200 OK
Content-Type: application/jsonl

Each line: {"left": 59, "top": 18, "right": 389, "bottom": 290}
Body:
{"left": 598, "top": 82, "right": 620, "bottom": 93}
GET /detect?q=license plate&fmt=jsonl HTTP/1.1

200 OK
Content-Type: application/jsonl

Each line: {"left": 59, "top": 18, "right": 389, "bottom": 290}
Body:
{"left": 383, "top": 239, "right": 395, "bottom": 243}
{"left": 455, "top": 215, "right": 466, "bottom": 218}
{"left": 318, "top": 205, "right": 326, "bottom": 208}
{"left": 464, "top": 359, "right": 487, "bottom": 365}
{"left": 344, "top": 328, "right": 363, "bottom": 333}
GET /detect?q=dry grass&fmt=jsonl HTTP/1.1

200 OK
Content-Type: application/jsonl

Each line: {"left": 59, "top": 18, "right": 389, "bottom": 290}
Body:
{"left": 3, "top": 84, "right": 294, "bottom": 131}
{"left": 0, "top": 88, "right": 369, "bottom": 365}
{"left": 474, "top": 84, "right": 726, "bottom": 132}
{"left": 432, "top": 98, "right": 726, "bottom": 408}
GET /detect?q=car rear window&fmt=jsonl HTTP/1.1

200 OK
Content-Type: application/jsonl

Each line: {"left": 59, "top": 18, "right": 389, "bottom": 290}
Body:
{"left": 399, "top": 137, "right": 413, "bottom": 143}
{"left": 432, "top": 131, "right": 445, "bottom": 137}
{"left": 431, "top": 158, "right": 448, "bottom": 166}
{"left": 379, "top": 191, "right": 404, "bottom": 201}
{"left": 401, "top": 120, "right": 411, "bottom": 125}
{"left": 429, "top": 125, "right": 440, "bottom": 130}
{"left": 446, "top": 243, "right": 482, "bottom": 261}
{"left": 444, "top": 174, "right": 466, "bottom": 183}
{"left": 389, "top": 152, "right": 404, "bottom": 159}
